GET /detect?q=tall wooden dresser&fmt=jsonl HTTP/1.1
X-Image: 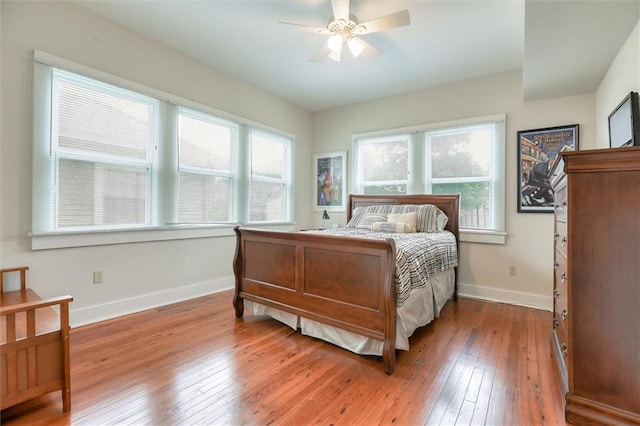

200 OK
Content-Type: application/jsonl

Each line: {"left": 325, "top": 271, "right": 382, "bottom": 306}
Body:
{"left": 550, "top": 146, "right": 640, "bottom": 425}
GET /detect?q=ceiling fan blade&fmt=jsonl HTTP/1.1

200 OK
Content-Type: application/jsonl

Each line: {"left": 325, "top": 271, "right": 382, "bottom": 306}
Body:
{"left": 311, "top": 43, "right": 331, "bottom": 62}
{"left": 331, "top": 0, "right": 350, "bottom": 22}
{"left": 278, "top": 21, "right": 331, "bottom": 35}
{"left": 358, "top": 10, "right": 410, "bottom": 34}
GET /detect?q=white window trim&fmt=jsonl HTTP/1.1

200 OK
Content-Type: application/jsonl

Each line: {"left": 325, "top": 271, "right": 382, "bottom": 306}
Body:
{"left": 31, "top": 50, "right": 295, "bottom": 250}
{"left": 460, "top": 229, "right": 507, "bottom": 245}
{"left": 29, "top": 223, "right": 295, "bottom": 250}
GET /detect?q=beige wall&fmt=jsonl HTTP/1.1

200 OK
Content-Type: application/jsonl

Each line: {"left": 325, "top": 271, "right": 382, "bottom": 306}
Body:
{"left": 312, "top": 70, "right": 596, "bottom": 310}
{"left": 596, "top": 20, "right": 640, "bottom": 147}
{"left": 1, "top": 2, "right": 312, "bottom": 325}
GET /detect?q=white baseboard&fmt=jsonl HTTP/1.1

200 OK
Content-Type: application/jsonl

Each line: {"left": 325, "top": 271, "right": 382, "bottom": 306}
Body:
{"left": 70, "top": 277, "right": 234, "bottom": 327}
{"left": 458, "top": 282, "right": 552, "bottom": 311}
{"left": 70, "top": 278, "right": 552, "bottom": 328}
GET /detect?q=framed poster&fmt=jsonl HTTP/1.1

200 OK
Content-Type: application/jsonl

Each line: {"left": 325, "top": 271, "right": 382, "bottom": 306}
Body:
{"left": 517, "top": 124, "right": 578, "bottom": 213}
{"left": 314, "top": 151, "right": 347, "bottom": 212}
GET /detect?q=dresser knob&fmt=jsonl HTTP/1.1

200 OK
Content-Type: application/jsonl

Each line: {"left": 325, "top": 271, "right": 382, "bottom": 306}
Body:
{"left": 554, "top": 233, "right": 560, "bottom": 241}
{"left": 554, "top": 261, "right": 559, "bottom": 270}
{"left": 553, "top": 317, "right": 559, "bottom": 329}
{"left": 561, "top": 343, "right": 568, "bottom": 356}
{"left": 561, "top": 236, "right": 568, "bottom": 247}
{"left": 561, "top": 272, "right": 567, "bottom": 284}
{"left": 561, "top": 307, "right": 568, "bottom": 320}
{"left": 553, "top": 289, "right": 559, "bottom": 298}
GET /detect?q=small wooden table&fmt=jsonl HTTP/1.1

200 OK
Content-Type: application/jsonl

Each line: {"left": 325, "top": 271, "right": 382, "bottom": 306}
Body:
{"left": 0, "top": 266, "right": 73, "bottom": 412}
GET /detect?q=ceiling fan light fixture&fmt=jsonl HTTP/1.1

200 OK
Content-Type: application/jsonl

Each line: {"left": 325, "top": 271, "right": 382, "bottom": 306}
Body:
{"left": 347, "top": 37, "right": 365, "bottom": 58}
{"left": 328, "top": 49, "right": 342, "bottom": 62}
{"left": 280, "top": 0, "right": 410, "bottom": 63}
{"left": 327, "top": 34, "right": 343, "bottom": 52}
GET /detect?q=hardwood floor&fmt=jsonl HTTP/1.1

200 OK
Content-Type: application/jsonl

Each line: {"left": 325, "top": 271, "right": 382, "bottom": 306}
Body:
{"left": 1, "top": 290, "right": 566, "bottom": 425}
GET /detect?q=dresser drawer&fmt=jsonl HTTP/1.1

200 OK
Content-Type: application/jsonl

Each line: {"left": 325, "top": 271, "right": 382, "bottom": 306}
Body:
{"left": 554, "top": 249, "right": 567, "bottom": 280}
{"left": 553, "top": 314, "right": 569, "bottom": 355}
{"left": 553, "top": 285, "right": 568, "bottom": 328}
{"left": 554, "top": 187, "right": 568, "bottom": 222}
{"left": 554, "top": 221, "right": 568, "bottom": 258}
{"left": 553, "top": 170, "right": 568, "bottom": 221}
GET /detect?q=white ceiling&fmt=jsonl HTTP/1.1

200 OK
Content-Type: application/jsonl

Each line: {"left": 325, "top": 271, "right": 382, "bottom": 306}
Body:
{"left": 74, "top": 0, "right": 639, "bottom": 112}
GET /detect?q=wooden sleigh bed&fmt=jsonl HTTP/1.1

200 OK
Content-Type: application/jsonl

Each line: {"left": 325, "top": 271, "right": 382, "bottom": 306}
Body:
{"left": 233, "top": 194, "right": 460, "bottom": 374}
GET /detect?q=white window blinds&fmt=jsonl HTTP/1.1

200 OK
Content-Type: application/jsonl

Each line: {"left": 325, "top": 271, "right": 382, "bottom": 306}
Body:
{"left": 34, "top": 66, "right": 158, "bottom": 231}
{"left": 248, "top": 130, "right": 291, "bottom": 222}
{"left": 177, "top": 108, "right": 237, "bottom": 223}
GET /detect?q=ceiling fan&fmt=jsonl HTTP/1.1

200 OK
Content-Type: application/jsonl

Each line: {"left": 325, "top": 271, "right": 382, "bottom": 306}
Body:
{"left": 279, "top": 0, "right": 411, "bottom": 62}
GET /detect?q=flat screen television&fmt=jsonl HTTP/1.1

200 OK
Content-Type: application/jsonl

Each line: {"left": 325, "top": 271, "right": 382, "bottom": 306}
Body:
{"left": 608, "top": 91, "right": 640, "bottom": 148}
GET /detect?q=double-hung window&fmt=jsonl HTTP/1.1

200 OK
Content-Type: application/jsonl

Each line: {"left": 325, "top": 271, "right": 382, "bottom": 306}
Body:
{"left": 32, "top": 51, "right": 294, "bottom": 248}
{"left": 353, "top": 115, "right": 506, "bottom": 243}
{"left": 426, "top": 124, "right": 498, "bottom": 231}
{"left": 37, "top": 68, "right": 158, "bottom": 231}
{"left": 248, "top": 130, "right": 291, "bottom": 222}
{"left": 177, "top": 108, "right": 237, "bottom": 224}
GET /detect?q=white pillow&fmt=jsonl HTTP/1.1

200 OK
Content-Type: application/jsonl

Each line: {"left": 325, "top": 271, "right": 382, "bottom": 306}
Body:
{"left": 387, "top": 212, "right": 417, "bottom": 233}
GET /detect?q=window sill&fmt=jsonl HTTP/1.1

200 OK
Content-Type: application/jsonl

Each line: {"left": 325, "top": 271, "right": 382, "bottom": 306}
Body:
{"left": 459, "top": 229, "right": 506, "bottom": 245}
{"left": 29, "top": 222, "right": 296, "bottom": 250}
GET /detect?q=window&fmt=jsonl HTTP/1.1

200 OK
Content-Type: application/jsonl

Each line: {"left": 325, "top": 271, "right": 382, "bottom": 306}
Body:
{"left": 353, "top": 115, "right": 505, "bottom": 241}
{"left": 248, "top": 130, "right": 291, "bottom": 222}
{"left": 426, "top": 124, "right": 498, "bottom": 230}
{"left": 32, "top": 51, "right": 294, "bottom": 245}
{"left": 43, "top": 69, "right": 159, "bottom": 230}
{"left": 177, "top": 108, "right": 237, "bottom": 224}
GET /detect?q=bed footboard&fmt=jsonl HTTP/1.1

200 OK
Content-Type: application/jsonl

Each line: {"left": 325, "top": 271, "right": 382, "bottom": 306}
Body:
{"left": 233, "top": 227, "right": 398, "bottom": 374}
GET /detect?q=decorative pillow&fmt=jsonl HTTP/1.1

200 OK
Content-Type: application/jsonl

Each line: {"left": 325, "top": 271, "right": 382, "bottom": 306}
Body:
{"left": 435, "top": 209, "right": 448, "bottom": 230}
{"left": 372, "top": 221, "right": 411, "bottom": 233}
{"left": 348, "top": 203, "right": 448, "bottom": 232}
{"left": 387, "top": 212, "right": 417, "bottom": 233}
{"left": 356, "top": 213, "right": 388, "bottom": 230}
{"left": 346, "top": 207, "right": 367, "bottom": 228}
{"left": 388, "top": 204, "right": 448, "bottom": 232}
{"left": 415, "top": 204, "right": 448, "bottom": 232}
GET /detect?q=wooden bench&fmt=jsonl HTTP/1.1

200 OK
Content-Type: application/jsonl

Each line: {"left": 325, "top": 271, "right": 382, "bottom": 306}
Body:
{"left": 0, "top": 266, "right": 73, "bottom": 412}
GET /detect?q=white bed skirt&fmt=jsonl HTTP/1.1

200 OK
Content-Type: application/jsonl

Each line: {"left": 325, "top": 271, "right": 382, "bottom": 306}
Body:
{"left": 246, "top": 269, "right": 455, "bottom": 356}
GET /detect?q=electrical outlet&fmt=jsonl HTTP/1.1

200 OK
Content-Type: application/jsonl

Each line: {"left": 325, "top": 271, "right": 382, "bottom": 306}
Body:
{"left": 508, "top": 265, "right": 517, "bottom": 276}
{"left": 93, "top": 270, "right": 104, "bottom": 284}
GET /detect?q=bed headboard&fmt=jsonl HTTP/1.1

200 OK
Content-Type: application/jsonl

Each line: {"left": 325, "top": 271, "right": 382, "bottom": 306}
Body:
{"left": 347, "top": 194, "right": 460, "bottom": 241}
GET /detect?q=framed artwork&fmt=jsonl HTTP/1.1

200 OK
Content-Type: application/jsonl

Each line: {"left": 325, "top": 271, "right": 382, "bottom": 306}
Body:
{"left": 314, "top": 151, "right": 347, "bottom": 212}
{"left": 517, "top": 124, "right": 578, "bottom": 213}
